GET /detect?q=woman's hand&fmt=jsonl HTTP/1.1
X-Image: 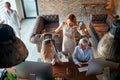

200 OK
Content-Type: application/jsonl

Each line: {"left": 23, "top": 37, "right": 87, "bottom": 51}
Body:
{"left": 56, "top": 59, "right": 62, "bottom": 64}
{"left": 65, "top": 52, "right": 73, "bottom": 59}
{"left": 82, "top": 62, "right": 89, "bottom": 65}
{"left": 52, "top": 58, "right": 62, "bottom": 65}
{"left": 72, "top": 25, "right": 78, "bottom": 29}
{"left": 42, "top": 32, "right": 50, "bottom": 35}
{"left": 51, "top": 58, "right": 56, "bottom": 65}
{"left": 49, "top": 31, "right": 56, "bottom": 34}
{"left": 78, "top": 61, "right": 88, "bottom": 67}
{"left": 68, "top": 52, "right": 73, "bottom": 58}
{"left": 78, "top": 62, "right": 83, "bottom": 67}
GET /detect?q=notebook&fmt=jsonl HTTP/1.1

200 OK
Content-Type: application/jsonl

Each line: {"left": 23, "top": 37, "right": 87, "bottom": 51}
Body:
{"left": 15, "top": 61, "right": 53, "bottom": 80}
{"left": 86, "top": 58, "right": 119, "bottom": 76}
{"left": 78, "top": 66, "right": 88, "bottom": 72}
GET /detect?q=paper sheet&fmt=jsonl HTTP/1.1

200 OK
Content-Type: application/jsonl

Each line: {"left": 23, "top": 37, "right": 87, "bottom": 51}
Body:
{"left": 57, "top": 52, "right": 69, "bottom": 62}
{"left": 78, "top": 66, "right": 88, "bottom": 72}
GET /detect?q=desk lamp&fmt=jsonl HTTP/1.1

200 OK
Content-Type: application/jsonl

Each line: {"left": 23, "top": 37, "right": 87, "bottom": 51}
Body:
{"left": 0, "top": 24, "right": 28, "bottom": 68}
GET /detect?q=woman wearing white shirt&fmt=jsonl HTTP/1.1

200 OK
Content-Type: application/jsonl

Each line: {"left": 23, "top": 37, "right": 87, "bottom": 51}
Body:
{"left": 3, "top": 2, "right": 21, "bottom": 38}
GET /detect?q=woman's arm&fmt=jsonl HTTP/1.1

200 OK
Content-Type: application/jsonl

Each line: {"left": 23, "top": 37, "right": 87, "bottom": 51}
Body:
{"left": 14, "top": 10, "right": 21, "bottom": 30}
{"left": 50, "top": 22, "right": 65, "bottom": 34}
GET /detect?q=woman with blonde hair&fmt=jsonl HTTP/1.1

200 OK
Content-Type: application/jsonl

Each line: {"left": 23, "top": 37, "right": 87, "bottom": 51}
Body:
{"left": 3, "top": 2, "right": 21, "bottom": 38}
{"left": 50, "top": 14, "right": 80, "bottom": 61}
{"left": 40, "top": 39, "right": 60, "bottom": 64}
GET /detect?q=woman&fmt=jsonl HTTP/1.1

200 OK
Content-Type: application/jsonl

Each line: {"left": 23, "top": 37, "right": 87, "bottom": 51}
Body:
{"left": 3, "top": 2, "right": 21, "bottom": 38}
{"left": 76, "top": 22, "right": 92, "bottom": 46}
{"left": 40, "top": 39, "right": 60, "bottom": 64}
{"left": 51, "top": 14, "right": 79, "bottom": 57}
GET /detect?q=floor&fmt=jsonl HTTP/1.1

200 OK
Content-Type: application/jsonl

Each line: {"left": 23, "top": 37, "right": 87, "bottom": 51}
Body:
{"left": 20, "top": 19, "right": 40, "bottom": 62}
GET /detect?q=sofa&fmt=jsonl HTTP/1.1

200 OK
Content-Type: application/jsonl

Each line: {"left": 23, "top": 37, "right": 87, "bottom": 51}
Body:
{"left": 89, "top": 14, "right": 116, "bottom": 46}
{"left": 30, "top": 15, "right": 62, "bottom": 52}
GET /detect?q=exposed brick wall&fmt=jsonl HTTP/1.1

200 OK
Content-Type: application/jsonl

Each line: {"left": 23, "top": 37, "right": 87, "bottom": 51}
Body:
{"left": 37, "top": 0, "right": 107, "bottom": 20}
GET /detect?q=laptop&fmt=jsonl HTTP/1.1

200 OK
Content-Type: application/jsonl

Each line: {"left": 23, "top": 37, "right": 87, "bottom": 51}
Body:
{"left": 86, "top": 58, "right": 119, "bottom": 76}
{"left": 15, "top": 61, "right": 53, "bottom": 80}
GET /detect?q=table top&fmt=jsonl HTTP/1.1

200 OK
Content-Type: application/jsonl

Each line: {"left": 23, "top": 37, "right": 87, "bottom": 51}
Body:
{"left": 52, "top": 62, "right": 97, "bottom": 80}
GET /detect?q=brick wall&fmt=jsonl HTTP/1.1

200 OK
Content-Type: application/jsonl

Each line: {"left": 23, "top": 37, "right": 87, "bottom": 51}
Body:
{"left": 37, "top": 0, "right": 107, "bottom": 20}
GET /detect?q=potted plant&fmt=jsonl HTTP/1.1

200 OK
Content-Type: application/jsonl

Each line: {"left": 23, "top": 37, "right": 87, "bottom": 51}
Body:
{"left": 3, "top": 71, "right": 17, "bottom": 80}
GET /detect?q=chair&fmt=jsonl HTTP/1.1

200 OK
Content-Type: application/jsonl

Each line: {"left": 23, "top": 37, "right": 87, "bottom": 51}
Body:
{"left": 30, "top": 15, "right": 62, "bottom": 52}
{"left": 89, "top": 14, "right": 116, "bottom": 46}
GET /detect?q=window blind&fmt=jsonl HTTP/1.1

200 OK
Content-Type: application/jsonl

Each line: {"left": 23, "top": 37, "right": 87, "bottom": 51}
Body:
{"left": 0, "top": 0, "right": 8, "bottom": 20}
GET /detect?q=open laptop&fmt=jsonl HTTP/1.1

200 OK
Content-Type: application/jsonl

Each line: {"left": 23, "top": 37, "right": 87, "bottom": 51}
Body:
{"left": 15, "top": 61, "right": 53, "bottom": 80}
{"left": 86, "top": 58, "right": 119, "bottom": 76}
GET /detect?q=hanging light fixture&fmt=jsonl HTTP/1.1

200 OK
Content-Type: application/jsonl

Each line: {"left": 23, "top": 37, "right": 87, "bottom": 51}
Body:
{"left": 97, "top": 20, "right": 120, "bottom": 63}
{"left": 0, "top": 24, "right": 28, "bottom": 68}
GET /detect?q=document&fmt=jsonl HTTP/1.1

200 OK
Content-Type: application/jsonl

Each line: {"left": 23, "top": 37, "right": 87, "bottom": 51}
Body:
{"left": 78, "top": 66, "right": 88, "bottom": 72}
{"left": 57, "top": 51, "right": 69, "bottom": 62}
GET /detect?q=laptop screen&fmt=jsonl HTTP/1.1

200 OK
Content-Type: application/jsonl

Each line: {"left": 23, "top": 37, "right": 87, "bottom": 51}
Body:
{"left": 86, "top": 58, "right": 119, "bottom": 76}
{"left": 15, "top": 61, "right": 53, "bottom": 80}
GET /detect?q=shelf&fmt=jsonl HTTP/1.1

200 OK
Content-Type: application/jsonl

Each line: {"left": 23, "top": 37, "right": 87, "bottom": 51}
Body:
{"left": 81, "top": 3, "right": 106, "bottom": 7}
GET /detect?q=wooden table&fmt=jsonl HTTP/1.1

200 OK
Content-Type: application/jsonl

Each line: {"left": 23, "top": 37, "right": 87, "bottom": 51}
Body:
{"left": 52, "top": 62, "right": 97, "bottom": 80}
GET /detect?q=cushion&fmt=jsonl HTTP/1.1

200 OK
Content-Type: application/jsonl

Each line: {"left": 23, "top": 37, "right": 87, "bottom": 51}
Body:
{"left": 93, "top": 23, "right": 109, "bottom": 32}
{"left": 93, "top": 23, "right": 109, "bottom": 39}
{"left": 45, "top": 23, "right": 59, "bottom": 31}
{"left": 42, "top": 15, "right": 59, "bottom": 24}
{"left": 91, "top": 14, "right": 107, "bottom": 23}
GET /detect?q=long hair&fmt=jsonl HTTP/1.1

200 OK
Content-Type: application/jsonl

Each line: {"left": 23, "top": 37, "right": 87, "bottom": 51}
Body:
{"left": 40, "top": 39, "right": 56, "bottom": 62}
{"left": 66, "top": 14, "right": 77, "bottom": 25}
